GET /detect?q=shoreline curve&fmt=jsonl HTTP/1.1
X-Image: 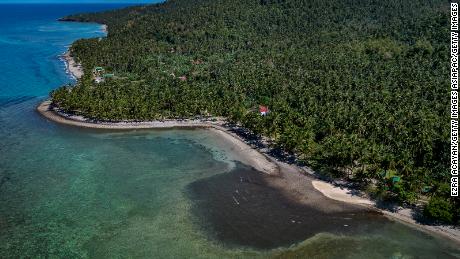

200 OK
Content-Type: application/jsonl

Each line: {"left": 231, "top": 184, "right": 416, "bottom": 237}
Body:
{"left": 37, "top": 100, "right": 279, "bottom": 176}
{"left": 36, "top": 100, "right": 460, "bottom": 245}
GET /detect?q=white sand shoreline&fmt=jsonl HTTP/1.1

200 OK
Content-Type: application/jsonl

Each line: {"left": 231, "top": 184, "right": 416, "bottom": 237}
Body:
{"left": 311, "top": 180, "right": 460, "bottom": 244}
{"left": 36, "top": 99, "right": 460, "bottom": 244}
{"left": 37, "top": 100, "right": 279, "bottom": 176}
{"left": 62, "top": 51, "right": 83, "bottom": 79}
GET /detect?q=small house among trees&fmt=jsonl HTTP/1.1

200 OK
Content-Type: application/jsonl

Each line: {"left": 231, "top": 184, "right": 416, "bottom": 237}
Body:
{"left": 259, "top": 105, "right": 269, "bottom": 116}
{"left": 93, "top": 67, "right": 104, "bottom": 75}
{"left": 92, "top": 67, "right": 115, "bottom": 83}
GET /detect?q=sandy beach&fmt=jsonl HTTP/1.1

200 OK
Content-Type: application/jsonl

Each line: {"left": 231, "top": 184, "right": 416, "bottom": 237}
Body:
{"left": 61, "top": 25, "right": 105, "bottom": 80}
{"left": 37, "top": 100, "right": 279, "bottom": 176}
{"left": 311, "top": 180, "right": 460, "bottom": 244}
{"left": 36, "top": 99, "right": 460, "bottom": 244}
{"left": 62, "top": 51, "right": 83, "bottom": 79}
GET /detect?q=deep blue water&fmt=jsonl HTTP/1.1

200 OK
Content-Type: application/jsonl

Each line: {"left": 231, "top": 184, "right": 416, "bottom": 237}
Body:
{"left": 0, "top": 4, "right": 131, "bottom": 99}
{"left": 0, "top": 3, "right": 460, "bottom": 259}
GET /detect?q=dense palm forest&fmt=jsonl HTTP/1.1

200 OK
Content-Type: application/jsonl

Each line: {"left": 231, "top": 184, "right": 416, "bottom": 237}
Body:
{"left": 51, "top": 0, "right": 458, "bottom": 223}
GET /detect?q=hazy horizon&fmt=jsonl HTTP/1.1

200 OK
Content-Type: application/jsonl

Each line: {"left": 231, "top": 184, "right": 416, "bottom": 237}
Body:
{"left": 0, "top": 0, "right": 154, "bottom": 3}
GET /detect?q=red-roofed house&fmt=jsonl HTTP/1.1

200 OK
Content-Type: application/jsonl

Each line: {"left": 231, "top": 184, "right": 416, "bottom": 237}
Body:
{"left": 259, "top": 105, "right": 269, "bottom": 116}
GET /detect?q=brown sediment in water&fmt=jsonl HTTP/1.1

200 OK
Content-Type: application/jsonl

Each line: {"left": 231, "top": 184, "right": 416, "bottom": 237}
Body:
{"left": 186, "top": 162, "right": 386, "bottom": 249}
{"left": 36, "top": 100, "right": 460, "bottom": 246}
{"left": 311, "top": 180, "right": 460, "bottom": 245}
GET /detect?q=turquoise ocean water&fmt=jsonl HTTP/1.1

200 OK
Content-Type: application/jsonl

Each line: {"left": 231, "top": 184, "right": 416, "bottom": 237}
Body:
{"left": 0, "top": 4, "right": 459, "bottom": 258}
